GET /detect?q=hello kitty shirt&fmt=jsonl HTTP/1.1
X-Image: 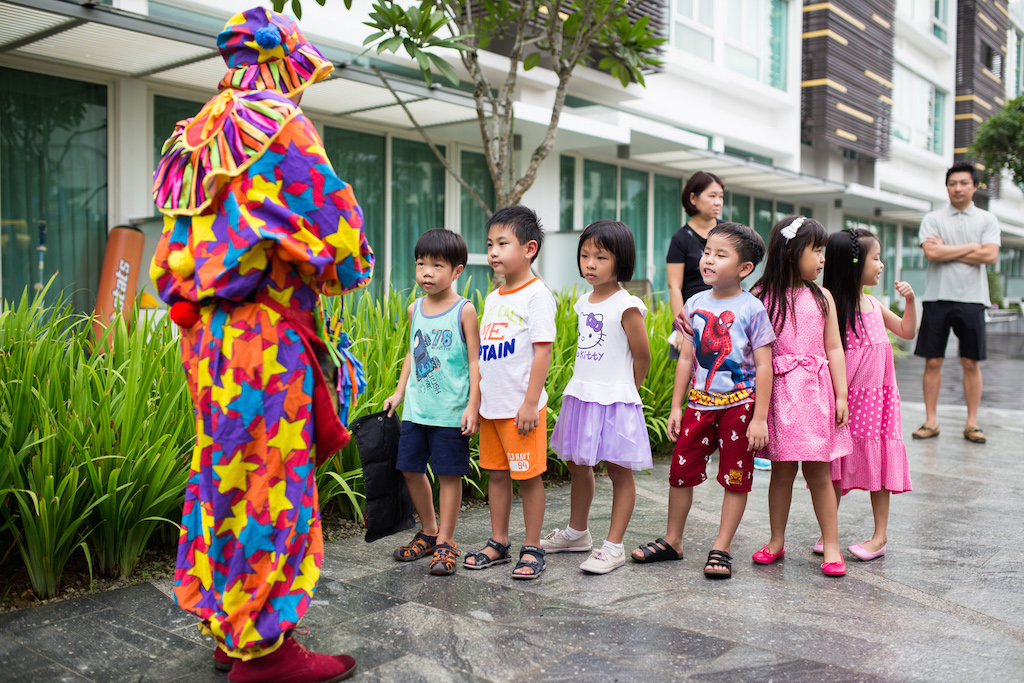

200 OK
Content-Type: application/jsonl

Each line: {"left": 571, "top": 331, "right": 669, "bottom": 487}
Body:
{"left": 562, "top": 289, "right": 648, "bottom": 406}
{"left": 677, "top": 289, "right": 775, "bottom": 410}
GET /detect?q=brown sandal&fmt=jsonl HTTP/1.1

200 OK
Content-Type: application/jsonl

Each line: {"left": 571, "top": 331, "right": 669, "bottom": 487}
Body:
{"left": 429, "top": 542, "right": 459, "bottom": 575}
{"left": 911, "top": 424, "right": 940, "bottom": 439}
{"left": 963, "top": 426, "right": 986, "bottom": 443}
{"left": 393, "top": 530, "right": 437, "bottom": 561}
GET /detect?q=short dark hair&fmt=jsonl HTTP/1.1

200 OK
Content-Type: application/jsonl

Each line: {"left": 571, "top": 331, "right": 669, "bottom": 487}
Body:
{"left": 946, "top": 162, "right": 979, "bottom": 186}
{"left": 577, "top": 220, "right": 636, "bottom": 282}
{"left": 486, "top": 205, "right": 544, "bottom": 262}
{"left": 681, "top": 171, "right": 724, "bottom": 217}
{"left": 708, "top": 222, "right": 765, "bottom": 276}
{"left": 414, "top": 228, "right": 468, "bottom": 267}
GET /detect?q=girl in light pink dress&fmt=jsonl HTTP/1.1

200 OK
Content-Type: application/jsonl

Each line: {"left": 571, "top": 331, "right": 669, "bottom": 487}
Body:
{"left": 823, "top": 229, "right": 916, "bottom": 562}
{"left": 750, "top": 216, "right": 853, "bottom": 576}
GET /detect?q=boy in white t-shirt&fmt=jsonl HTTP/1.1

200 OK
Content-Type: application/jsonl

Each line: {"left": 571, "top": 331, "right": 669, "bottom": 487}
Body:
{"left": 462, "top": 206, "right": 557, "bottom": 580}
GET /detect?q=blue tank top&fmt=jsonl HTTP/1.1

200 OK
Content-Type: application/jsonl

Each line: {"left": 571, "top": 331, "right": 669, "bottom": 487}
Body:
{"left": 403, "top": 297, "right": 471, "bottom": 428}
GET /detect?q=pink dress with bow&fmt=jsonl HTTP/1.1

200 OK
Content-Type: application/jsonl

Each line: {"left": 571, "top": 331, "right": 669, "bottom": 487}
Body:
{"left": 759, "top": 287, "right": 852, "bottom": 462}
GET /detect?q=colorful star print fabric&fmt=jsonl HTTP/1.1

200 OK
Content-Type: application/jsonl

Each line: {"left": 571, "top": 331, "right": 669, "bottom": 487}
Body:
{"left": 151, "top": 88, "right": 373, "bottom": 657}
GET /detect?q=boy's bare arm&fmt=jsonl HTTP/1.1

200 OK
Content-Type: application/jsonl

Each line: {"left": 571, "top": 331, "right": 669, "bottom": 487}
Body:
{"left": 747, "top": 344, "right": 772, "bottom": 450}
{"left": 383, "top": 303, "right": 415, "bottom": 417}
{"left": 516, "top": 341, "right": 553, "bottom": 436}
{"left": 667, "top": 337, "right": 694, "bottom": 441}
{"left": 461, "top": 302, "right": 482, "bottom": 435}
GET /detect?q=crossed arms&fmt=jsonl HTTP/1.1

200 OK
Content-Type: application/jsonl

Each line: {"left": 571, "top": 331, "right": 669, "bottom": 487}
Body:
{"left": 921, "top": 234, "right": 998, "bottom": 266}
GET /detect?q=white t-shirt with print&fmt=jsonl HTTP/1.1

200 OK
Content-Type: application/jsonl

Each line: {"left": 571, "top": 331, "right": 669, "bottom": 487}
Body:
{"left": 478, "top": 278, "right": 557, "bottom": 419}
{"left": 562, "top": 289, "right": 648, "bottom": 406}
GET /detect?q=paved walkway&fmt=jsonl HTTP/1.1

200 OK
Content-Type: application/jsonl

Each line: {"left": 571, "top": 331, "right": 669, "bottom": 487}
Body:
{"left": 2, "top": 402, "right": 1022, "bottom": 681}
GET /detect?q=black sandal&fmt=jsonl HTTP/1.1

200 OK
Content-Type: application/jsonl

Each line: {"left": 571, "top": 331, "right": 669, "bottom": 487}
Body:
{"left": 704, "top": 549, "right": 733, "bottom": 579}
{"left": 393, "top": 531, "right": 437, "bottom": 562}
{"left": 511, "top": 545, "right": 546, "bottom": 580}
{"left": 631, "top": 538, "right": 683, "bottom": 563}
{"left": 462, "top": 539, "right": 512, "bottom": 570}
{"left": 429, "top": 542, "right": 459, "bottom": 576}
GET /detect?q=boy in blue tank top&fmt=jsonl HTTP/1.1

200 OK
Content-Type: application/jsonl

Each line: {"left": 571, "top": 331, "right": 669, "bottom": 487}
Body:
{"left": 383, "top": 229, "right": 482, "bottom": 575}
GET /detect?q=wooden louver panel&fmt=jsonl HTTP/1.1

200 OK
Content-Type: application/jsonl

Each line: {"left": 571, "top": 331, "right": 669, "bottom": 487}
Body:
{"left": 954, "top": 0, "right": 1009, "bottom": 198}
{"left": 801, "top": 0, "right": 895, "bottom": 160}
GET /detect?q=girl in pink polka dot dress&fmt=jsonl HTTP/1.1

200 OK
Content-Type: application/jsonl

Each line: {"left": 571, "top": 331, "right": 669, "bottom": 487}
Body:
{"left": 823, "top": 229, "right": 916, "bottom": 562}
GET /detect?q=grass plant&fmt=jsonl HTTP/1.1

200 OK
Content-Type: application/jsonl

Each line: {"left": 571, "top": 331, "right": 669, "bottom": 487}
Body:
{"left": 1, "top": 279, "right": 678, "bottom": 599}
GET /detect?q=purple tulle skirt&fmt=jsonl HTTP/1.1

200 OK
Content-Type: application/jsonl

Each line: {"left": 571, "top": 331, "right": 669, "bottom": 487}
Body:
{"left": 550, "top": 396, "right": 653, "bottom": 470}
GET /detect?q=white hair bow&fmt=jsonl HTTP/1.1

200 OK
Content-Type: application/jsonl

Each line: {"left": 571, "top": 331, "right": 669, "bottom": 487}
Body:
{"left": 781, "top": 216, "right": 806, "bottom": 240}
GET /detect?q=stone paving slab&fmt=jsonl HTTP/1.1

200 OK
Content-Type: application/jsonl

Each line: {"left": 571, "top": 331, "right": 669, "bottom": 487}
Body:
{"left": 1, "top": 400, "right": 1022, "bottom": 682}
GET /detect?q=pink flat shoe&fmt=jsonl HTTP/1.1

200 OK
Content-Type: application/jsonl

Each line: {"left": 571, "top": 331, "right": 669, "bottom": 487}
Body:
{"left": 752, "top": 545, "right": 785, "bottom": 565}
{"left": 848, "top": 542, "right": 886, "bottom": 561}
{"left": 821, "top": 560, "right": 846, "bottom": 576}
{"left": 812, "top": 539, "right": 824, "bottom": 554}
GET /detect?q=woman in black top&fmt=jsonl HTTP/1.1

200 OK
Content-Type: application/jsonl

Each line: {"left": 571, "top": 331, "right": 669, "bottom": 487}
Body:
{"left": 666, "top": 171, "right": 724, "bottom": 354}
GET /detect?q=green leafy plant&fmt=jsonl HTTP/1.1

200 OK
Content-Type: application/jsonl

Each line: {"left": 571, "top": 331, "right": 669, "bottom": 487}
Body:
{"left": 969, "top": 95, "right": 1024, "bottom": 192}
{"left": 0, "top": 283, "right": 194, "bottom": 593}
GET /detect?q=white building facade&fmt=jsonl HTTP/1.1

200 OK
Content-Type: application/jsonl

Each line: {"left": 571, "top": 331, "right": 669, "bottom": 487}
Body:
{"left": 1, "top": 0, "right": 1022, "bottom": 310}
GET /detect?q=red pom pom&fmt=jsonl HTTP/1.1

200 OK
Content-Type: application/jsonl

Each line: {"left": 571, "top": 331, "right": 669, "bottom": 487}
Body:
{"left": 169, "top": 301, "right": 201, "bottom": 328}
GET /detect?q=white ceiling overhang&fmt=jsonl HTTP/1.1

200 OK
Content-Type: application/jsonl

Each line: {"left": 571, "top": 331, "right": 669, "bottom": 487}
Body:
{"left": 632, "top": 148, "right": 846, "bottom": 197}
{"left": 0, "top": 0, "right": 480, "bottom": 128}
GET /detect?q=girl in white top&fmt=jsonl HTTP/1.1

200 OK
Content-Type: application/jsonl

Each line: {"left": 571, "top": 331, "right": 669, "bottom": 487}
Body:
{"left": 543, "top": 220, "right": 653, "bottom": 574}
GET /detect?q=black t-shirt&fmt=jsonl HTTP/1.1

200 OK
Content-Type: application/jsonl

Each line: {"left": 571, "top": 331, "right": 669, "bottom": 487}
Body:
{"left": 666, "top": 220, "right": 719, "bottom": 302}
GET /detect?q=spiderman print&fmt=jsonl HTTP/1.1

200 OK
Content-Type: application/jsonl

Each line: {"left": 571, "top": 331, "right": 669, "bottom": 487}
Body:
{"left": 692, "top": 309, "right": 734, "bottom": 390}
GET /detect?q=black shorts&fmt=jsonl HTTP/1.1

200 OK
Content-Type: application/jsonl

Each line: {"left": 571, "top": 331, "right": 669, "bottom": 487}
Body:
{"left": 914, "top": 301, "right": 987, "bottom": 361}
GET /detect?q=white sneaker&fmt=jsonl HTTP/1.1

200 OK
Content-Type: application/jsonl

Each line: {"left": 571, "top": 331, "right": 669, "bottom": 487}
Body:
{"left": 579, "top": 548, "right": 625, "bottom": 574}
{"left": 540, "top": 528, "right": 592, "bottom": 553}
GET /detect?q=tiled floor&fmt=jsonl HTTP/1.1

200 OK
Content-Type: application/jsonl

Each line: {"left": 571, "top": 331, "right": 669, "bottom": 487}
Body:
{"left": 2, "top": 401, "right": 1022, "bottom": 681}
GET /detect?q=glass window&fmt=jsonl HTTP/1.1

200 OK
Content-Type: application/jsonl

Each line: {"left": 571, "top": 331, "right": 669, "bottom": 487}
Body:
{"left": 724, "top": 0, "right": 788, "bottom": 90}
{"left": 459, "top": 151, "right": 494, "bottom": 254}
{"left": 1, "top": 68, "right": 107, "bottom": 313}
{"left": 323, "top": 127, "right": 386, "bottom": 296}
{"left": 583, "top": 159, "right": 618, "bottom": 227}
{"left": 674, "top": 0, "right": 715, "bottom": 61}
{"left": 730, "top": 193, "right": 751, "bottom": 226}
{"left": 391, "top": 138, "right": 445, "bottom": 292}
{"left": 653, "top": 174, "right": 683, "bottom": 298}
{"left": 459, "top": 150, "right": 495, "bottom": 299}
{"left": 560, "top": 155, "right": 576, "bottom": 232}
{"left": 932, "top": 0, "right": 948, "bottom": 42}
{"left": 799, "top": 205, "right": 814, "bottom": 218}
{"left": 893, "top": 65, "right": 945, "bottom": 154}
{"left": 153, "top": 96, "right": 202, "bottom": 171}
{"left": 620, "top": 168, "right": 649, "bottom": 283}
{"left": 775, "top": 201, "right": 794, "bottom": 223}
{"left": 753, "top": 197, "right": 774, "bottom": 244}
{"left": 896, "top": 0, "right": 947, "bottom": 42}
{"left": 902, "top": 225, "right": 927, "bottom": 270}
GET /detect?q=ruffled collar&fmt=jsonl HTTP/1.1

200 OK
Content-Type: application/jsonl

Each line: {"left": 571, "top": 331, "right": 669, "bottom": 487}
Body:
{"left": 152, "top": 89, "right": 299, "bottom": 217}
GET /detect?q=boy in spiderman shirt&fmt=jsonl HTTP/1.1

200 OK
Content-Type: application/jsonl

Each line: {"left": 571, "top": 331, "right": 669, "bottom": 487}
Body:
{"left": 631, "top": 223, "right": 773, "bottom": 579}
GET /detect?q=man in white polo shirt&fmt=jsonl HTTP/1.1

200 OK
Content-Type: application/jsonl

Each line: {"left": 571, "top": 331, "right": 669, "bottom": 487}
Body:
{"left": 912, "top": 162, "right": 1000, "bottom": 444}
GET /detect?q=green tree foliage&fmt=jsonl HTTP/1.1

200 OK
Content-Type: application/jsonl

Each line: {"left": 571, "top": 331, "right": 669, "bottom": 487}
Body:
{"left": 969, "top": 95, "right": 1024, "bottom": 192}
{"left": 273, "top": 0, "right": 664, "bottom": 211}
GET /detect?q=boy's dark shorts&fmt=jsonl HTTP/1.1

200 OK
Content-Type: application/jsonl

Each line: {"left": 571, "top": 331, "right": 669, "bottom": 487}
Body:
{"left": 396, "top": 422, "right": 472, "bottom": 476}
{"left": 914, "top": 301, "right": 987, "bottom": 361}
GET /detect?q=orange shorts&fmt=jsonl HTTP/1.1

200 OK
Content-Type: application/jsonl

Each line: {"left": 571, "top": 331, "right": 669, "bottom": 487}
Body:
{"left": 478, "top": 407, "right": 548, "bottom": 480}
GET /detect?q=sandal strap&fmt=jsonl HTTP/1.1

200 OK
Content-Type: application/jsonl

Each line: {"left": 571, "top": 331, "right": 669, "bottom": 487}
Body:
{"left": 486, "top": 538, "right": 511, "bottom": 555}
{"left": 706, "top": 549, "right": 732, "bottom": 566}
{"left": 465, "top": 539, "right": 510, "bottom": 565}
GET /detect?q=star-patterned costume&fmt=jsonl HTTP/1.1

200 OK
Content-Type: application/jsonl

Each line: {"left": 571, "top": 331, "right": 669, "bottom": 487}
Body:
{"left": 151, "top": 8, "right": 372, "bottom": 660}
